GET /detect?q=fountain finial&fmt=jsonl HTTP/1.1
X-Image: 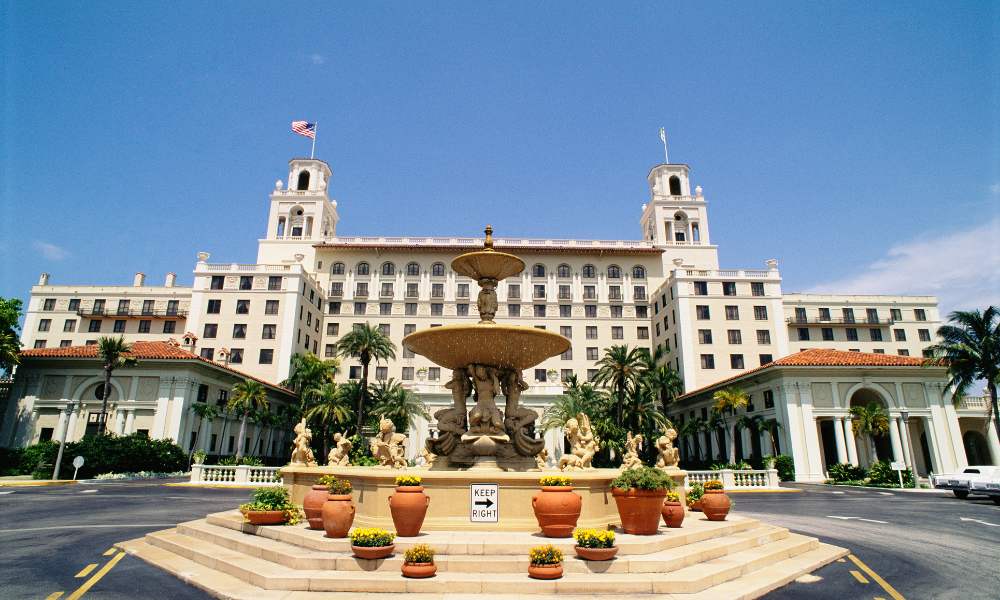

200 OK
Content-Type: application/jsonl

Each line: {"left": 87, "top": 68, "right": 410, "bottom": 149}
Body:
{"left": 484, "top": 225, "right": 494, "bottom": 250}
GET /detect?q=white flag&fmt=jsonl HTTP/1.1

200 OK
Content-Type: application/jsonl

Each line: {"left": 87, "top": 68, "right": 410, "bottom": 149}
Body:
{"left": 659, "top": 127, "right": 666, "bottom": 143}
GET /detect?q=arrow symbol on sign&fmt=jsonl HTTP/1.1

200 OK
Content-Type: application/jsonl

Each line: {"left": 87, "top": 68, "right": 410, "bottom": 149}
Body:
{"left": 475, "top": 498, "right": 494, "bottom": 508}
{"left": 826, "top": 516, "right": 888, "bottom": 524}
{"left": 960, "top": 517, "right": 999, "bottom": 527}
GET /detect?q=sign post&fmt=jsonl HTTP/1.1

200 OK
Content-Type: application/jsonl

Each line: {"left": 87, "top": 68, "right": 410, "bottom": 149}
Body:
{"left": 72, "top": 456, "right": 85, "bottom": 481}
{"left": 470, "top": 483, "right": 499, "bottom": 523}
{"left": 890, "top": 460, "right": 906, "bottom": 488}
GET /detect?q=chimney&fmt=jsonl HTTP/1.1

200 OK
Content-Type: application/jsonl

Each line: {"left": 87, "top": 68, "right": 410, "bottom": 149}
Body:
{"left": 133, "top": 272, "right": 146, "bottom": 287}
{"left": 38, "top": 273, "right": 50, "bottom": 285}
{"left": 164, "top": 272, "right": 177, "bottom": 288}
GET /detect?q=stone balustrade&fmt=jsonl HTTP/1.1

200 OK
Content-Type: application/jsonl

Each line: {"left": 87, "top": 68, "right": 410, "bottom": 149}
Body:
{"left": 685, "top": 469, "right": 781, "bottom": 490}
{"left": 189, "top": 464, "right": 283, "bottom": 486}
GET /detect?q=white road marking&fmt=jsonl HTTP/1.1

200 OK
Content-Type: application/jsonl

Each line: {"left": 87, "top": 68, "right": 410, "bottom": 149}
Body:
{"left": 79, "top": 489, "right": 98, "bottom": 494}
{"left": 960, "top": 517, "right": 999, "bottom": 527}
{"left": 826, "top": 515, "right": 889, "bottom": 524}
{"left": 831, "top": 491, "right": 845, "bottom": 495}
{"left": 877, "top": 492, "right": 894, "bottom": 496}
{"left": 0, "top": 491, "right": 14, "bottom": 495}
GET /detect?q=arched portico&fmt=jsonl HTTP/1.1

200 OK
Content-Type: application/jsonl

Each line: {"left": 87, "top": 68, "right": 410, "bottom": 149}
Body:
{"left": 847, "top": 387, "right": 893, "bottom": 467}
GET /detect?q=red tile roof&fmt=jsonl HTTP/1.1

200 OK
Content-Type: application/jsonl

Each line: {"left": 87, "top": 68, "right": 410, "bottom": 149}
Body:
{"left": 20, "top": 341, "right": 294, "bottom": 396}
{"left": 676, "top": 348, "right": 938, "bottom": 401}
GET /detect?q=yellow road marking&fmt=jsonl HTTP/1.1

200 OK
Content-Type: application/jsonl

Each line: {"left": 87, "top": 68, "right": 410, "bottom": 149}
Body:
{"left": 45, "top": 593, "right": 64, "bottom": 600}
{"left": 74, "top": 563, "right": 98, "bottom": 578}
{"left": 66, "top": 551, "right": 125, "bottom": 600}
{"left": 849, "top": 569, "right": 869, "bottom": 584}
{"left": 848, "top": 554, "right": 905, "bottom": 600}
{"left": 102, "top": 547, "right": 116, "bottom": 557}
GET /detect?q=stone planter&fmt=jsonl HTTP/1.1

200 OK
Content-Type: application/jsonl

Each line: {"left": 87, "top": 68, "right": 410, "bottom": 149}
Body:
{"left": 661, "top": 500, "right": 685, "bottom": 528}
{"left": 322, "top": 493, "right": 355, "bottom": 538}
{"left": 351, "top": 544, "right": 395, "bottom": 560}
{"left": 532, "top": 486, "right": 582, "bottom": 537}
{"left": 574, "top": 546, "right": 618, "bottom": 561}
{"left": 389, "top": 486, "right": 430, "bottom": 537}
{"left": 401, "top": 562, "right": 437, "bottom": 578}
{"left": 302, "top": 484, "right": 329, "bottom": 530}
{"left": 244, "top": 510, "right": 287, "bottom": 526}
{"left": 701, "top": 489, "right": 731, "bottom": 521}
{"left": 612, "top": 488, "right": 667, "bottom": 535}
{"left": 528, "top": 563, "right": 563, "bottom": 580}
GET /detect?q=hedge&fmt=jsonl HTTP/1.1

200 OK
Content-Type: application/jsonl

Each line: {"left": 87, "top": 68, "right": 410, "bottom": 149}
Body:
{"left": 1, "top": 434, "right": 189, "bottom": 479}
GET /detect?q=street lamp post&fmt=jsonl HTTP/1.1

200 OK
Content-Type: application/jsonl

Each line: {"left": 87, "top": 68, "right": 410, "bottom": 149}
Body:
{"left": 52, "top": 400, "right": 75, "bottom": 481}
{"left": 900, "top": 408, "right": 915, "bottom": 488}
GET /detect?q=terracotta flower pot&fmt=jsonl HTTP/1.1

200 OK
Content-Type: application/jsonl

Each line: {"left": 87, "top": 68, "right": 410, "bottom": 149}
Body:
{"left": 528, "top": 563, "right": 563, "bottom": 580}
{"left": 389, "top": 486, "right": 429, "bottom": 537}
{"left": 689, "top": 499, "right": 703, "bottom": 512}
{"left": 612, "top": 488, "right": 667, "bottom": 535}
{"left": 303, "top": 484, "right": 329, "bottom": 530}
{"left": 532, "top": 486, "right": 582, "bottom": 537}
{"left": 661, "top": 500, "right": 685, "bottom": 528}
{"left": 244, "top": 510, "right": 288, "bottom": 526}
{"left": 321, "top": 493, "right": 355, "bottom": 538}
{"left": 700, "top": 489, "right": 731, "bottom": 521}
{"left": 574, "top": 546, "right": 618, "bottom": 561}
{"left": 401, "top": 562, "right": 437, "bottom": 578}
{"left": 351, "top": 544, "right": 395, "bottom": 560}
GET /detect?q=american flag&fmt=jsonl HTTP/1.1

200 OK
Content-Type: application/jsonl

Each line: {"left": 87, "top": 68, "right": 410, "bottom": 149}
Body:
{"left": 291, "top": 121, "right": 316, "bottom": 139}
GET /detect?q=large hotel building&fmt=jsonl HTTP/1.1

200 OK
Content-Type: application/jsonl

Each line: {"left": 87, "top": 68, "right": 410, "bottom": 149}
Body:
{"left": 4, "top": 154, "right": 996, "bottom": 480}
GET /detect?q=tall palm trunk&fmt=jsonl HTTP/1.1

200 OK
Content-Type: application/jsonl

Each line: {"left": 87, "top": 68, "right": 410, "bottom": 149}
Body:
{"left": 236, "top": 413, "right": 248, "bottom": 460}
{"left": 218, "top": 414, "right": 230, "bottom": 456}
{"left": 989, "top": 381, "right": 1000, "bottom": 446}
{"left": 252, "top": 421, "right": 263, "bottom": 457}
{"left": 356, "top": 354, "right": 370, "bottom": 433}
{"left": 98, "top": 365, "right": 113, "bottom": 435}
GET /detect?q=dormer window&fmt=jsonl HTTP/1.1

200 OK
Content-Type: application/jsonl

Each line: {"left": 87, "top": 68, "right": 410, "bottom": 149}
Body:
{"left": 669, "top": 175, "right": 681, "bottom": 195}
{"left": 297, "top": 170, "right": 310, "bottom": 190}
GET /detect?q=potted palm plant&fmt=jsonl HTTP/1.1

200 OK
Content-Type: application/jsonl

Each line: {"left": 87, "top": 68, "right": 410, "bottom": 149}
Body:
{"left": 700, "top": 479, "right": 731, "bottom": 521}
{"left": 239, "top": 487, "right": 300, "bottom": 526}
{"left": 401, "top": 543, "right": 436, "bottom": 578}
{"left": 389, "top": 474, "right": 429, "bottom": 537}
{"left": 528, "top": 544, "right": 564, "bottom": 579}
{"left": 661, "top": 490, "right": 685, "bottom": 528}
{"left": 572, "top": 528, "right": 617, "bottom": 561}
{"left": 532, "top": 475, "right": 581, "bottom": 537}
{"left": 611, "top": 466, "right": 673, "bottom": 535}
{"left": 191, "top": 449, "right": 207, "bottom": 465}
{"left": 321, "top": 477, "right": 355, "bottom": 538}
{"left": 349, "top": 527, "right": 396, "bottom": 559}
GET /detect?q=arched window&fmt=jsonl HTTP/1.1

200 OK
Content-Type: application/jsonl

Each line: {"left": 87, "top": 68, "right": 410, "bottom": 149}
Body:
{"left": 381, "top": 262, "right": 395, "bottom": 276}
{"left": 431, "top": 262, "right": 446, "bottom": 277}
{"left": 406, "top": 262, "right": 420, "bottom": 276}
{"left": 297, "top": 170, "right": 311, "bottom": 191}
{"left": 356, "top": 262, "right": 370, "bottom": 276}
{"left": 532, "top": 264, "right": 546, "bottom": 278}
{"left": 582, "top": 264, "right": 596, "bottom": 278}
{"left": 557, "top": 264, "right": 571, "bottom": 278}
{"left": 632, "top": 265, "right": 646, "bottom": 279}
{"left": 668, "top": 175, "right": 681, "bottom": 196}
{"left": 331, "top": 262, "right": 345, "bottom": 275}
{"left": 607, "top": 265, "right": 622, "bottom": 279}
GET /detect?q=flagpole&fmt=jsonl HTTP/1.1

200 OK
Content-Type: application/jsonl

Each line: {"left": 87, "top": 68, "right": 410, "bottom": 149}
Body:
{"left": 311, "top": 122, "right": 318, "bottom": 159}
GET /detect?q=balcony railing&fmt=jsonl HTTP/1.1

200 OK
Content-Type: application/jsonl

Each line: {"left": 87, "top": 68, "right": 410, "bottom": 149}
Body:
{"left": 786, "top": 317, "right": 893, "bottom": 326}
{"left": 77, "top": 308, "right": 187, "bottom": 319}
{"left": 958, "top": 396, "right": 988, "bottom": 411}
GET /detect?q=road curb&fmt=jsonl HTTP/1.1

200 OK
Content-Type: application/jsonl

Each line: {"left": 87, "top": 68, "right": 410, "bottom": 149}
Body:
{"left": 0, "top": 479, "right": 79, "bottom": 487}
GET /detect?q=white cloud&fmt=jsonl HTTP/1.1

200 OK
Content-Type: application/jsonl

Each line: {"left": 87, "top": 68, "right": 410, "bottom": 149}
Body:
{"left": 32, "top": 241, "right": 69, "bottom": 261}
{"left": 309, "top": 53, "right": 326, "bottom": 65}
{"left": 806, "top": 218, "right": 1000, "bottom": 314}
{"left": 991, "top": 182, "right": 1000, "bottom": 196}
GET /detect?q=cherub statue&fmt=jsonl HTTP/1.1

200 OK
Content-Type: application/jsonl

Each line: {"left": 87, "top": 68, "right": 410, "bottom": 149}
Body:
{"left": 467, "top": 364, "right": 504, "bottom": 435}
{"left": 327, "top": 432, "right": 352, "bottom": 466}
{"left": 502, "top": 369, "right": 544, "bottom": 456}
{"left": 621, "top": 432, "right": 644, "bottom": 470}
{"left": 576, "top": 413, "right": 598, "bottom": 468}
{"left": 420, "top": 446, "right": 437, "bottom": 468}
{"left": 535, "top": 448, "right": 549, "bottom": 470}
{"left": 655, "top": 427, "right": 680, "bottom": 469}
{"left": 559, "top": 413, "right": 599, "bottom": 471}
{"left": 289, "top": 418, "right": 317, "bottom": 466}
{"left": 370, "top": 416, "right": 407, "bottom": 468}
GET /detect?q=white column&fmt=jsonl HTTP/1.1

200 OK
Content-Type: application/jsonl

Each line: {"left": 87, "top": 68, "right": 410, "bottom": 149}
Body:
{"left": 899, "top": 418, "right": 915, "bottom": 470}
{"left": 124, "top": 410, "right": 135, "bottom": 435}
{"left": 922, "top": 416, "right": 940, "bottom": 473}
{"left": 844, "top": 416, "right": 859, "bottom": 466}
{"left": 165, "top": 379, "right": 190, "bottom": 443}
{"left": 796, "top": 385, "right": 825, "bottom": 481}
{"left": 833, "top": 417, "right": 848, "bottom": 464}
{"left": 152, "top": 380, "right": 172, "bottom": 439}
{"left": 986, "top": 417, "right": 1000, "bottom": 466}
{"left": 65, "top": 407, "right": 81, "bottom": 442}
{"left": 888, "top": 417, "right": 904, "bottom": 463}
{"left": 741, "top": 427, "right": 751, "bottom": 461}
{"left": 114, "top": 410, "right": 126, "bottom": 435}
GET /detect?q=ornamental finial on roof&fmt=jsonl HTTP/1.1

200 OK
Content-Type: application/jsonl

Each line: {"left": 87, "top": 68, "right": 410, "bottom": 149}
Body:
{"left": 484, "top": 225, "right": 494, "bottom": 250}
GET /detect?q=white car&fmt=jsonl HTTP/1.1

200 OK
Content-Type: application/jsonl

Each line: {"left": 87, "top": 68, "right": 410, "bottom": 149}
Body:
{"left": 969, "top": 475, "right": 1000, "bottom": 505}
{"left": 931, "top": 466, "right": 1000, "bottom": 499}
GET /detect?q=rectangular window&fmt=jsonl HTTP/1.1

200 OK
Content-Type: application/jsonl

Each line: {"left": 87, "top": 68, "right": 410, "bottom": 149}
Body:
{"left": 698, "top": 329, "right": 713, "bottom": 344}
{"left": 141, "top": 299, "right": 154, "bottom": 315}
{"left": 324, "top": 344, "right": 335, "bottom": 357}
{"left": 585, "top": 305, "right": 597, "bottom": 318}
{"left": 822, "top": 327, "right": 834, "bottom": 341}
{"left": 764, "top": 390, "right": 774, "bottom": 409}
{"left": 586, "top": 347, "right": 598, "bottom": 360}
{"left": 232, "top": 324, "right": 247, "bottom": 339}
{"left": 354, "top": 302, "right": 366, "bottom": 315}
{"left": 200, "top": 348, "right": 214, "bottom": 360}
{"left": 68, "top": 298, "right": 80, "bottom": 311}
{"left": 610, "top": 305, "right": 623, "bottom": 318}
{"left": 62, "top": 319, "right": 76, "bottom": 332}
{"left": 89, "top": 319, "right": 102, "bottom": 332}
{"left": 33, "top": 340, "right": 46, "bottom": 348}
{"left": 533, "top": 284, "right": 546, "bottom": 299}
{"left": 507, "top": 284, "right": 520, "bottom": 299}
{"left": 380, "top": 282, "right": 393, "bottom": 297}
{"left": 401, "top": 367, "right": 414, "bottom": 381}
{"left": 700, "top": 354, "right": 715, "bottom": 369}
{"left": 210, "top": 276, "right": 224, "bottom": 290}
{"left": 585, "top": 326, "right": 597, "bottom": 339}
{"left": 508, "top": 304, "right": 521, "bottom": 317}
{"left": 356, "top": 282, "right": 369, "bottom": 297}
{"left": 846, "top": 327, "right": 859, "bottom": 341}
{"left": 756, "top": 329, "right": 771, "bottom": 344}
{"left": 842, "top": 307, "right": 855, "bottom": 323}
{"left": 406, "top": 303, "right": 417, "bottom": 316}
{"left": 560, "top": 326, "right": 572, "bottom": 338}
{"left": 457, "top": 303, "right": 469, "bottom": 316}
{"left": 558, "top": 285, "right": 571, "bottom": 300}
{"left": 325, "top": 322, "right": 339, "bottom": 336}
{"left": 113, "top": 320, "right": 126, "bottom": 333}
{"left": 268, "top": 275, "right": 282, "bottom": 290}
{"left": 727, "top": 329, "right": 742, "bottom": 344}
{"left": 43, "top": 298, "right": 56, "bottom": 311}
{"left": 696, "top": 305, "right": 710, "bottom": 320}
{"left": 891, "top": 308, "right": 902, "bottom": 321}
{"left": 693, "top": 281, "right": 708, "bottom": 296}
{"left": 870, "top": 329, "right": 884, "bottom": 342}
{"left": 378, "top": 323, "right": 390, "bottom": 336}
{"left": 561, "top": 369, "right": 574, "bottom": 381}
{"left": 635, "top": 305, "right": 648, "bottom": 318}
{"left": 750, "top": 282, "right": 765, "bottom": 297}
{"left": 898, "top": 349, "right": 910, "bottom": 356}
{"left": 380, "top": 302, "right": 392, "bottom": 315}
{"left": 633, "top": 286, "right": 646, "bottom": 301}
{"left": 557, "top": 304, "right": 570, "bottom": 317}
{"left": 797, "top": 328, "right": 810, "bottom": 341}
{"left": 431, "top": 303, "right": 443, "bottom": 316}
{"left": 38, "top": 319, "right": 51, "bottom": 332}
{"left": 349, "top": 366, "right": 362, "bottom": 379}
{"left": 722, "top": 282, "right": 737, "bottom": 296}
{"left": 918, "top": 329, "right": 931, "bottom": 342}
{"left": 92, "top": 299, "right": 106, "bottom": 313}
{"left": 730, "top": 354, "right": 744, "bottom": 369}
{"left": 375, "top": 366, "right": 388, "bottom": 381}
{"left": 817, "top": 307, "right": 831, "bottom": 321}
{"left": 229, "top": 348, "right": 243, "bottom": 363}
{"left": 457, "top": 283, "right": 469, "bottom": 298}
{"left": 608, "top": 286, "right": 622, "bottom": 300}
{"left": 725, "top": 305, "right": 739, "bottom": 320}
{"left": 914, "top": 309, "right": 927, "bottom": 321}
{"left": 893, "top": 328, "right": 906, "bottom": 342}
{"left": 329, "top": 282, "right": 344, "bottom": 297}
{"left": 583, "top": 286, "right": 596, "bottom": 300}
{"left": 534, "top": 368, "right": 547, "bottom": 382}
{"left": 428, "top": 367, "right": 440, "bottom": 381}
{"left": 203, "top": 323, "right": 217, "bottom": 338}
{"left": 611, "top": 326, "right": 624, "bottom": 339}
{"left": 534, "top": 304, "right": 546, "bottom": 317}
{"left": 753, "top": 305, "right": 768, "bottom": 320}
{"left": 138, "top": 320, "right": 151, "bottom": 333}
{"left": 759, "top": 354, "right": 773, "bottom": 365}
{"left": 406, "top": 283, "right": 419, "bottom": 298}
{"left": 431, "top": 283, "right": 444, "bottom": 298}
{"left": 561, "top": 347, "right": 573, "bottom": 360}
{"left": 165, "top": 300, "right": 178, "bottom": 316}
{"left": 232, "top": 300, "right": 248, "bottom": 314}
{"left": 587, "top": 369, "right": 598, "bottom": 382}
{"left": 239, "top": 276, "right": 253, "bottom": 290}
{"left": 873, "top": 348, "right": 885, "bottom": 354}
{"left": 259, "top": 349, "right": 273, "bottom": 364}
{"left": 116, "top": 299, "right": 130, "bottom": 315}
{"left": 655, "top": 323, "right": 661, "bottom": 336}
{"left": 637, "top": 326, "right": 649, "bottom": 339}
{"left": 866, "top": 308, "right": 879, "bottom": 323}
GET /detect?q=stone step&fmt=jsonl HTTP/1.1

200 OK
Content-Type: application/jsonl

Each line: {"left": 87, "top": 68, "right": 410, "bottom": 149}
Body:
{"left": 140, "top": 526, "right": 820, "bottom": 594}
{"left": 175, "top": 517, "right": 790, "bottom": 574}
{"left": 203, "top": 510, "right": 762, "bottom": 556}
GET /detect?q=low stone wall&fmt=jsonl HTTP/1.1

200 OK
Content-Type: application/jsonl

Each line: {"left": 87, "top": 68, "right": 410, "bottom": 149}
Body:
{"left": 685, "top": 469, "right": 781, "bottom": 490}
{"left": 189, "top": 464, "right": 283, "bottom": 486}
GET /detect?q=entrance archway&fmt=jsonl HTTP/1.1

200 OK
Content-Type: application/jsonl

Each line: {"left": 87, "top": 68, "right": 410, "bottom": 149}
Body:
{"left": 849, "top": 387, "right": 891, "bottom": 467}
{"left": 963, "top": 430, "right": 993, "bottom": 465}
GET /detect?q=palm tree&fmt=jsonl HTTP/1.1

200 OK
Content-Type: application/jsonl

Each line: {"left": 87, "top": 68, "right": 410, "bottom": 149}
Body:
{"left": 593, "top": 345, "right": 647, "bottom": 424}
{"left": 96, "top": 336, "right": 137, "bottom": 435}
{"left": 228, "top": 379, "right": 269, "bottom": 460}
{"left": 0, "top": 330, "right": 20, "bottom": 377}
{"left": 850, "top": 402, "right": 890, "bottom": 464}
{"left": 677, "top": 418, "right": 702, "bottom": 463}
{"left": 250, "top": 408, "right": 270, "bottom": 458}
{"left": 335, "top": 323, "right": 397, "bottom": 432}
{"left": 712, "top": 387, "right": 749, "bottom": 462}
{"left": 189, "top": 403, "right": 218, "bottom": 454}
{"left": 541, "top": 382, "right": 605, "bottom": 431}
{"left": 705, "top": 412, "right": 726, "bottom": 462}
{"left": 304, "top": 381, "right": 353, "bottom": 459}
{"left": 929, "top": 306, "right": 1000, "bottom": 445}
{"left": 734, "top": 414, "right": 763, "bottom": 464}
{"left": 283, "top": 353, "right": 339, "bottom": 409}
{"left": 370, "top": 378, "right": 429, "bottom": 434}
{"left": 762, "top": 417, "right": 783, "bottom": 457}
{"left": 642, "top": 363, "right": 684, "bottom": 415}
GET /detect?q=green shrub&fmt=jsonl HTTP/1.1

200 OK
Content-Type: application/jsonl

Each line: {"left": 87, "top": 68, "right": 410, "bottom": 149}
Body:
{"left": 772, "top": 455, "right": 795, "bottom": 482}
{"left": 611, "top": 466, "right": 674, "bottom": 491}
{"left": 30, "top": 434, "right": 186, "bottom": 479}
{"left": 0, "top": 447, "right": 25, "bottom": 475}
{"left": 710, "top": 461, "right": 752, "bottom": 471}
{"left": 218, "top": 456, "right": 239, "bottom": 466}
{"left": 240, "top": 456, "right": 263, "bottom": 466}
{"left": 866, "top": 460, "right": 914, "bottom": 487}
{"left": 687, "top": 482, "right": 704, "bottom": 505}
{"left": 828, "top": 463, "right": 866, "bottom": 483}
{"left": 238, "top": 487, "right": 301, "bottom": 524}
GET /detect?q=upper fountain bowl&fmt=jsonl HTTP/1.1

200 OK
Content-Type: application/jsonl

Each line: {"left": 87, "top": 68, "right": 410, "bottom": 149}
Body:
{"left": 402, "top": 323, "right": 570, "bottom": 371}
{"left": 451, "top": 249, "right": 525, "bottom": 281}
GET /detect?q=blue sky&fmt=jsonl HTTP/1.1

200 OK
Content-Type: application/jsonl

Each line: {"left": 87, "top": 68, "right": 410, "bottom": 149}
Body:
{"left": 2, "top": 2, "right": 997, "bottom": 314}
